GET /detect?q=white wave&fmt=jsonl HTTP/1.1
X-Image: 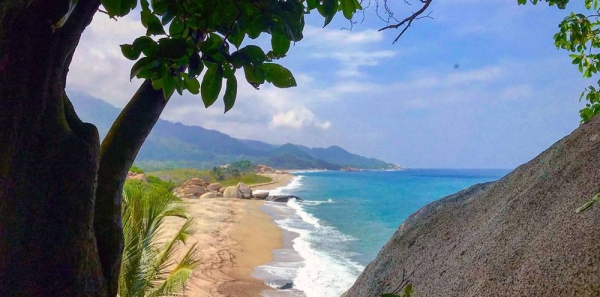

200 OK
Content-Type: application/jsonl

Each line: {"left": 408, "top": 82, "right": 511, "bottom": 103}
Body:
{"left": 256, "top": 175, "right": 364, "bottom": 297}
{"left": 301, "top": 199, "right": 334, "bottom": 206}
{"left": 287, "top": 199, "right": 320, "bottom": 228}
{"left": 269, "top": 175, "right": 304, "bottom": 196}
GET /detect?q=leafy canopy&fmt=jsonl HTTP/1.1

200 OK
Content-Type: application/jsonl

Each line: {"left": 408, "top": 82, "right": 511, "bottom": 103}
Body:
{"left": 519, "top": 0, "right": 600, "bottom": 122}
{"left": 98, "top": 0, "right": 361, "bottom": 112}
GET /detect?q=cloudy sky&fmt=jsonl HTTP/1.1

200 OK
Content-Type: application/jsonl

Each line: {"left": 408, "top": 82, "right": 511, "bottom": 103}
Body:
{"left": 68, "top": 0, "right": 589, "bottom": 169}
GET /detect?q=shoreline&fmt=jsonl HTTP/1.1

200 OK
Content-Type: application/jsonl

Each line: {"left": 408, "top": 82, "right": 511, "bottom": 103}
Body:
{"left": 162, "top": 173, "right": 295, "bottom": 296}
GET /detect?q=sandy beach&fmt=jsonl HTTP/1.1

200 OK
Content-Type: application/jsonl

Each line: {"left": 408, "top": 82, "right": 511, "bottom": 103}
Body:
{"left": 162, "top": 173, "right": 294, "bottom": 297}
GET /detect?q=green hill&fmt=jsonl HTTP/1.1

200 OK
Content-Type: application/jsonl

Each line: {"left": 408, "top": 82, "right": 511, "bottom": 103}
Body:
{"left": 70, "top": 93, "right": 399, "bottom": 170}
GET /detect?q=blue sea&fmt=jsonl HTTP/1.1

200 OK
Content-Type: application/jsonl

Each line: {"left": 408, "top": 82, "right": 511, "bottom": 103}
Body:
{"left": 252, "top": 169, "right": 509, "bottom": 297}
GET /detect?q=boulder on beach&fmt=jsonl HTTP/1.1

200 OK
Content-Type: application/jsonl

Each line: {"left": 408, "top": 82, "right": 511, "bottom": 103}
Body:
{"left": 200, "top": 192, "right": 220, "bottom": 199}
{"left": 207, "top": 183, "right": 222, "bottom": 191}
{"left": 265, "top": 279, "right": 294, "bottom": 290}
{"left": 266, "top": 195, "right": 302, "bottom": 203}
{"left": 222, "top": 186, "right": 239, "bottom": 198}
{"left": 253, "top": 191, "right": 269, "bottom": 200}
{"left": 237, "top": 182, "right": 252, "bottom": 199}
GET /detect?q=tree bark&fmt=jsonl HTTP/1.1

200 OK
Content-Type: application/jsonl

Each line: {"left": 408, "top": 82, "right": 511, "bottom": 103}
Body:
{"left": 95, "top": 80, "right": 166, "bottom": 295}
{"left": 1, "top": 1, "right": 171, "bottom": 295}
{"left": 0, "top": 1, "right": 104, "bottom": 295}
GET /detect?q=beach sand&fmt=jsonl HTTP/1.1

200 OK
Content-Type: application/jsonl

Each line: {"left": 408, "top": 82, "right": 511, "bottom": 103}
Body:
{"left": 162, "top": 173, "right": 294, "bottom": 297}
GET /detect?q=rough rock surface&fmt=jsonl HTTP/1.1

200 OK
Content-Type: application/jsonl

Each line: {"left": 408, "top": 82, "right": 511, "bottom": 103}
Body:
{"left": 266, "top": 195, "right": 302, "bottom": 203}
{"left": 237, "top": 182, "right": 253, "bottom": 199}
{"left": 172, "top": 178, "right": 209, "bottom": 199}
{"left": 207, "top": 183, "right": 222, "bottom": 191}
{"left": 265, "top": 279, "right": 294, "bottom": 290}
{"left": 255, "top": 164, "right": 277, "bottom": 174}
{"left": 126, "top": 171, "right": 148, "bottom": 182}
{"left": 344, "top": 116, "right": 600, "bottom": 297}
{"left": 253, "top": 191, "right": 269, "bottom": 200}
{"left": 200, "top": 192, "right": 221, "bottom": 199}
{"left": 222, "top": 186, "right": 239, "bottom": 198}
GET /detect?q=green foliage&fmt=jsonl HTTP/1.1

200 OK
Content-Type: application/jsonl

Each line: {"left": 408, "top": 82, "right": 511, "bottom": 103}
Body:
{"left": 219, "top": 172, "right": 271, "bottom": 187}
{"left": 146, "top": 175, "right": 176, "bottom": 192}
{"left": 146, "top": 168, "right": 211, "bottom": 185}
{"left": 519, "top": 0, "right": 600, "bottom": 122}
{"left": 229, "top": 159, "right": 255, "bottom": 173}
{"left": 100, "top": 0, "right": 362, "bottom": 112}
{"left": 119, "top": 181, "right": 200, "bottom": 297}
{"left": 129, "top": 165, "right": 144, "bottom": 174}
{"left": 211, "top": 167, "right": 225, "bottom": 181}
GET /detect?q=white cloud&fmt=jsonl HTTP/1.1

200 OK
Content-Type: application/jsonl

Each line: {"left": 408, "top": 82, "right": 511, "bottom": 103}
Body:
{"left": 301, "top": 25, "right": 398, "bottom": 77}
{"left": 271, "top": 106, "right": 332, "bottom": 130}
{"left": 68, "top": 13, "right": 144, "bottom": 107}
{"left": 304, "top": 26, "right": 384, "bottom": 45}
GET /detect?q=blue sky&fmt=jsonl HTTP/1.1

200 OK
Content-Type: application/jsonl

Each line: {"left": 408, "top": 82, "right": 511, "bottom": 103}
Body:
{"left": 68, "top": 0, "right": 589, "bottom": 169}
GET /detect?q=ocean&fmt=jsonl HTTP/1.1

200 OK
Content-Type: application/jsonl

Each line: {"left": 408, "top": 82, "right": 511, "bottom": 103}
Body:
{"left": 253, "top": 169, "right": 510, "bottom": 297}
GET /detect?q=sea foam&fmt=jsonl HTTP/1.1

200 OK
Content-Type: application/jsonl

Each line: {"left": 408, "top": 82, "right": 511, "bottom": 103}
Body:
{"left": 256, "top": 175, "right": 363, "bottom": 297}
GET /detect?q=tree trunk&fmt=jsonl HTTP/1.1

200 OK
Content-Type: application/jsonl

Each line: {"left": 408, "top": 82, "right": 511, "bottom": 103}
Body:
{"left": 0, "top": 1, "right": 167, "bottom": 296}
{"left": 0, "top": 1, "right": 105, "bottom": 295}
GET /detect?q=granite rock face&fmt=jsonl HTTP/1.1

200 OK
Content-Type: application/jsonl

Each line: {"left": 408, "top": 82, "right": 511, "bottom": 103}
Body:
{"left": 237, "top": 182, "right": 253, "bottom": 199}
{"left": 222, "top": 186, "right": 239, "bottom": 198}
{"left": 345, "top": 116, "right": 600, "bottom": 297}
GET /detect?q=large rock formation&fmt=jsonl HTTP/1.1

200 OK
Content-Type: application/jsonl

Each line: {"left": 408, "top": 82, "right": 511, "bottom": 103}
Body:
{"left": 237, "top": 182, "right": 253, "bottom": 199}
{"left": 126, "top": 171, "right": 148, "bottom": 182}
{"left": 222, "top": 186, "right": 239, "bottom": 198}
{"left": 345, "top": 116, "right": 600, "bottom": 297}
{"left": 172, "top": 178, "right": 209, "bottom": 199}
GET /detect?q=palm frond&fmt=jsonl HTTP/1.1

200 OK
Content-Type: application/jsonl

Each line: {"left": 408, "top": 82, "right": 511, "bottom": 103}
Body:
{"left": 119, "top": 181, "right": 201, "bottom": 297}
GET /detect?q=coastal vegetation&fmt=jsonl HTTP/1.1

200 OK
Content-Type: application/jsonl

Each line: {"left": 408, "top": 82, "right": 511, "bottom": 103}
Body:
{"left": 145, "top": 166, "right": 272, "bottom": 187}
{"left": 119, "top": 180, "right": 200, "bottom": 297}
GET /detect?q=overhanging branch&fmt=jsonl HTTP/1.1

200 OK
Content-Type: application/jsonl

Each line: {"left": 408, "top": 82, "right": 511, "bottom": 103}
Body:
{"left": 378, "top": 0, "right": 434, "bottom": 43}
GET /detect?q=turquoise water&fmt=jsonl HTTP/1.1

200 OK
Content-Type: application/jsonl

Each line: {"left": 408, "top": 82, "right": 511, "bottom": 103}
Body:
{"left": 255, "top": 169, "right": 509, "bottom": 297}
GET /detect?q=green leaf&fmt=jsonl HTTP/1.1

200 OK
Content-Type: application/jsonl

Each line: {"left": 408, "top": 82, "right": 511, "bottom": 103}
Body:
{"left": 162, "top": 73, "right": 176, "bottom": 99}
{"left": 141, "top": 10, "right": 165, "bottom": 36}
{"left": 157, "top": 38, "right": 187, "bottom": 59}
{"left": 307, "top": 0, "right": 318, "bottom": 10}
{"left": 228, "top": 23, "right": 245, "bottom": 49}
{"left": 161, "top": 8, "right": 176, "bottom": 25}
{"left": 182, "top": 73, "right": 200, "bottom": 95}
{"left": 237, "top": 45, "right": 267, "bottom": 66}
{"left": 132, "top": 36, "right": 158, "bottom": 57}
{"left": 260, "top": 63, "right": 296, "bottom": 88}
{"left": 120, "top": 44, "right": 141, "bottom": 60}
{"left": 101, "top": 0, "right": 122, "bottom": 17}
{"left": 271, "top": 31, "right": 291, "bottom": 56}
{"left": 243, "top": 65, "right": 265, "bottom": 84}
{"left": 319, "top": 0, "right": 337, "bottom": 27}
{"left": 201, "top": 65, "right": 224, "bottom": 108}
{"left": 341, "top": 0, "right": 356, "bottom": 20}
{"left": 223, "top": 75, "right": 237, "bottom": 113}
{"left": 169, "top": 17, "right": 185, "bottom": 37}
{"left": 130, "top": 57, "right": 152, "bottom": 80}
{"left": 188, "top": 52, "right": 203, "bottom": 78}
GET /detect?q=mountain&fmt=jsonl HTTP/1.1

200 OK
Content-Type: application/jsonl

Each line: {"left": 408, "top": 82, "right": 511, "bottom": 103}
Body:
{"left": 69, "top": 93, "right": 398, "bottom": 170}
{"left": 343, "top": 114, "right": 600, "bottom": 296}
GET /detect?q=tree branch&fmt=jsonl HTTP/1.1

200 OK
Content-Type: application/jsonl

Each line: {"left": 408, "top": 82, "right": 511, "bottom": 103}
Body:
{"left": 94, "top": 80, "right": 167, "bottom": 296}
{"left": 378, "top": 0, "right": 434, "bottom": 43}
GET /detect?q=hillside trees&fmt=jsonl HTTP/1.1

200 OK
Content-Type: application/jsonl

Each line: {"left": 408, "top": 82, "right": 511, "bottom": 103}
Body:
{"left": 0, "top": 0, "right": 432, "bottom": 296}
